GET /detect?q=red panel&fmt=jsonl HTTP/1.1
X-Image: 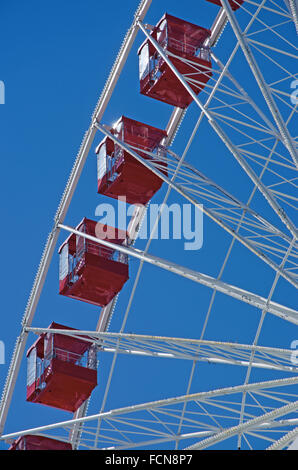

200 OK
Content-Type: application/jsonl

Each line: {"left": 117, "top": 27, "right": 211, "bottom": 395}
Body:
{"left": 138, "top": 14, "right": 212, "bottom": 109}
{"left": 59, "top": 253, "right": 129, "bottom": 307}
{"left": 9, "top": 435, "right": 72, "bottom": 450}
{"left": 59, "top": 276, "right": 69, "bottom": 294}
{"left": 114, "top": 116, "right": 167, "bottom": 153}
{"left": 26, "top": 334, "right": 45, "bottom": 358}
{"left": 26, "top": 358, "right": 97, "bottom": 412}
{"left": 96, "top": 117, "right": 167, "bottom": 204}
{"left": 98, "top": 153, "right": 166, "bottom": 205}
{"left": 206, "top": 0, "right": 244, "bottom": 11}
{"left": 157, "top": 13, "right": 211, "bottom": 50}
{"left": 26, "top": 323, "right": 98, "bottom": 413}
{"left": 58, "top": 232, "right": 76, "bottom": 257}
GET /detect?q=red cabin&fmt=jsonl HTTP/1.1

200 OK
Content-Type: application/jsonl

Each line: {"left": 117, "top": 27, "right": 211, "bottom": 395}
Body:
{"left": 206, "top": 0, "right": 244, "bottom": 11}
{"left": 9, "top": 435, "right": 72, "bottom": 450}
{"left": 59, "top": 218, "right": 129, "bottom": 307}
{"left": 26, "top": 322, "right": 97, "bottom": 412}
{"left": 138, "top": 13, "right": 212, "bottom": 108}
{"left": 96, "top": 116, "right": 168, "bottom": 205}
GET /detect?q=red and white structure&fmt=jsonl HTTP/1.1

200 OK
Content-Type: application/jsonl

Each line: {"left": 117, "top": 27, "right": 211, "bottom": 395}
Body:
{"left": 138, "top": 13, "right": 212, "bottom": 108}
{"left": 96, "top": 116, "right": 167, "bottom": 204}
{"left": 59, "top": 218, "right": 129, "bottom": 307}
{"left": 1, "top": 0, "right": 298, "bottom": 451}
{"left": 26, "top": 322, "right": 98, "bottom": 412}
{"left": 9, "top": 435, "right": 72, "bottom": 451}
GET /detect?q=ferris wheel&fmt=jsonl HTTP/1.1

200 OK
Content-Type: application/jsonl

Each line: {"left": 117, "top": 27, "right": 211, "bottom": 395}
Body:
{"left": 0, "top": 0, "right": 298, "bottom": 451}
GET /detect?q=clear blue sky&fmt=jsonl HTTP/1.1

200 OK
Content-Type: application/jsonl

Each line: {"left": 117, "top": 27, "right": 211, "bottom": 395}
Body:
{"left": 0, "top": 0, "right": 297, "bottom": 450}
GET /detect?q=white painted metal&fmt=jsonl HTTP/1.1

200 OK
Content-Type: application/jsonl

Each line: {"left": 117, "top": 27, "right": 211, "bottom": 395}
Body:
{"left": 2, "top": 376, "right": 298, "bottom": 449}
{"left": 137, "top": 20, "right": 298, "bottom": 240}
{"left": 2, "top": 0, "right": 297, "bottom": 451}
{"left": 267, "top": 426, "right": 298, "bottom": 449}
{"left": 287, "top": 0, "right": 298, "bottom": 33}
{"left": 221, "top": 0, "right": 298, "bottom": 168}
{"left": 95, "top": 122, "right": 298, "bottom": 288}
{"left": 24, "top": 327, "right": 298, "bottom": 373}
{"left": 58, "top": 222, "right": 298, "bottom": 323}
{"left": 0, "top": 0, "right": 153, "bottom": 437}
{"left": 186, "top": 398, "right": 298, "bottom": 450}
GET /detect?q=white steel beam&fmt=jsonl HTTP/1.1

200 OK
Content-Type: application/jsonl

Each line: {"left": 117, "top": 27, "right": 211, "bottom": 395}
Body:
{"left": 220, "top": 0, "right": 298, "bottom": 168}
{"left": 25, "top": 328, "right": 298, "bottom": 373}
{"left": 71, "top": 44, "right": 190, "bottom": 450}
{"left": 210, "top": 52, "right": 280, "bottom": 138}
{"left": 3, "top": 0, "right": 297, "bottom": 450}
{"left": 58, "top": 222, "right": 298, "bottom": 323}
{"left": 166, "top": 146, "right": 295, "bottom": 250}
{"left": 69, "top": 8, "right": 230, "bottom": 447}
{"left": 95, "top": 122, "right": 298, "bottom": 288}
{"left": 0, "top": 0, "right": 153, "bottom": 436}
{"left": 267, "top": 425, "right": 298, "bottom": 450}
{"left": 137, "top": 20, "right": 298, "bottom": 240}
{"left": 185, "top": 398, "right": 298, "bottom": 450}
{"left": 2, "top": 376, "right": 298, "bottom": 444}
{"left": 207, "top": 9, "right": 228, "bottom": 47}
{"left": 285, "top": 0, "right": 298, "bottom": 33}
{"left": 70, "top": 293, "right": 123, "bottom": 447}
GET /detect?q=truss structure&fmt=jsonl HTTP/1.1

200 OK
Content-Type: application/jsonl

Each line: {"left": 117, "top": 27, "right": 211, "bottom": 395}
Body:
{"left": 3, "top": 377, "right": 298, "bottom": 450}
{"left": 0, "top": 0, "right": 297, "bottom": 451}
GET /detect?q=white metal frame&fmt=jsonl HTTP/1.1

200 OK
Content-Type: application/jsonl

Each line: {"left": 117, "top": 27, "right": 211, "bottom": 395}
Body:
{"left": 1, "top": 0, "right": 297, "bottom": 451}
{"left": 2, "top": 376, "right": 298, "bottom": 450}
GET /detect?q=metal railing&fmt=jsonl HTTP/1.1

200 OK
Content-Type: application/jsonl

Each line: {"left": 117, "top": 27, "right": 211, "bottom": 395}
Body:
{"left": 86, "top": 239, "right": 128, "bottom": 264}
{"left": 159, "top": 36, "right": 211, "bottom": 62}
{"left": 45, "top": 345, "right": 98, "bottom": 370}
{"left": 166, "top": 37, "right": 198, "bottom": 56}
{"left": 67, "top": 237, "right": 128, "bottom": 286}
{"left": 148, "top": 46, "right": 211, "bottom": 87}
{"left": 27, "top": 344, "right": 98, "bottom": 394}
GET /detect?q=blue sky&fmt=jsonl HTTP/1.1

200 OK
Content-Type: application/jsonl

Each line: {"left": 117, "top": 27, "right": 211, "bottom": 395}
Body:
{"left": 0, "top": 0, "right": 297, "bottom": 450}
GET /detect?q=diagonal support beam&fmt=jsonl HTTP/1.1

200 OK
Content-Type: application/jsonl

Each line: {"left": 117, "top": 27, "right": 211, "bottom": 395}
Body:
{"left": 25, "top": 328, "right": 298, "bottom": 373}
{"left": 267, "top": 425, "right": 298, "bottom": 450}
{"left": 95, "top": 122, "right": 298, "bottom": 288}
{"left": 285, "top": 0, "right": 298, "bottom": 33}
{"left": 58, "top": 223, "right": 298, "bottom": 324}
{"left": 68, "top": 7, "right": 230, "bottom": 449}
{"left": 136, "top": 21, "right": 298, "bottom": 241}
{"left": 2, "top": 376, "right": 298, "bottom": 445}
{"left": 185, "top": 397, "right": 298, "bottom": 450}
{"left": 166, "top": 146, "right": 296, "bottom": 250}
{"left": 0, "top": 0, "right": 153, "bottom": 437}
{"left": 220, "top": 0, "right": 298, "bottom": 168}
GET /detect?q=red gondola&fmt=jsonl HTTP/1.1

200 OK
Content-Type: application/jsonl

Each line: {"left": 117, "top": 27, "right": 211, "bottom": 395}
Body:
{"left": 9, "top": 435, "right": 72, "bottom": 450}
{"left": 138, "top": 13, "right": 212, "bottom": 108}
{"left": 96, "top": 116, "right": 167, "bottom": 205}
{"left": 59, "top": 218, "right": 129, "bottom": 307}
{"left": 26, "top": 322, "right": 97, "bottom": 412}
{"left": 206, "top": 0, "right": 244, "bottom": 11}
